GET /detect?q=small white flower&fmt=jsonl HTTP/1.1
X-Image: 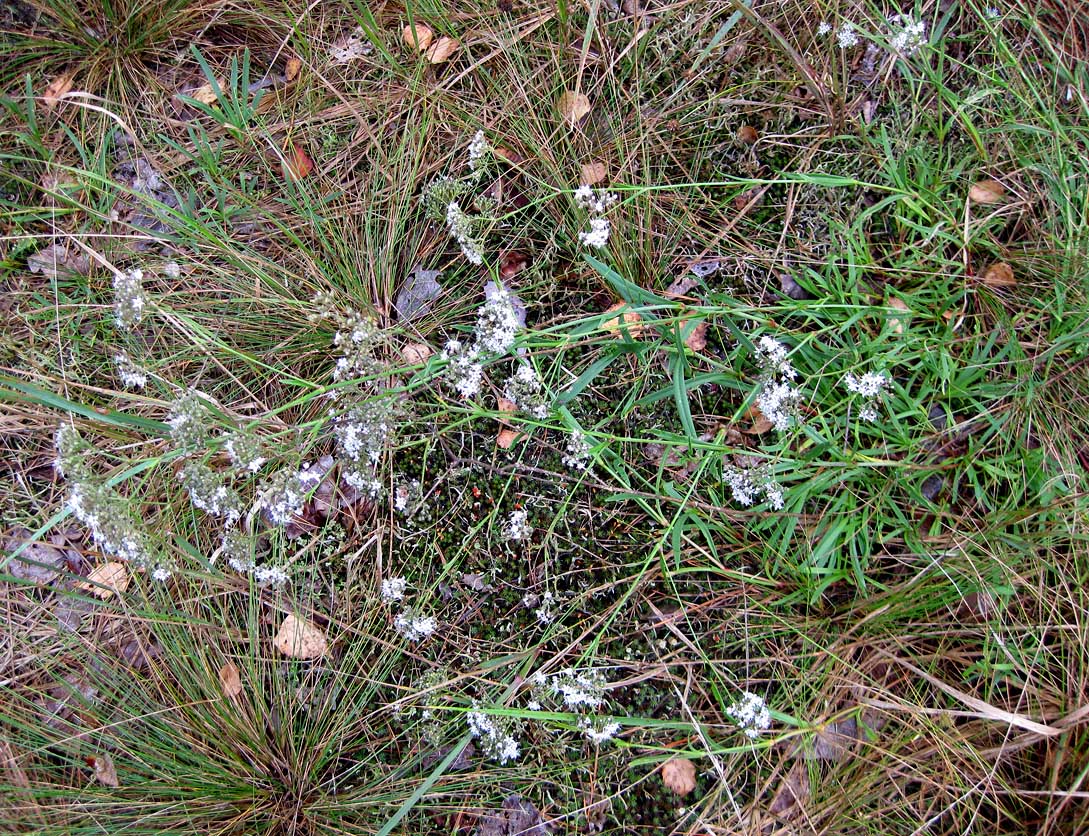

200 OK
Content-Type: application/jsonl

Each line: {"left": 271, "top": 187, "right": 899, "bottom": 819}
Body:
{"left": 579, "top": 716, "right": 622, "bottom": 744}
{"left": 466, "top": 707, "right": 521, "bottom": 764}
{"left": 394, "top": 608, "right": 437, "bottom": 642}
{"left": 843, "top": 371, "right": 889, "bottom": 398}
{"left": 445, "top": 201, "right": 484, "bottom": 265}
{"left": 113, "top": 267, "right": 149, "bottom": 329}
{"left": 817, "top": 21, "right": 832, "bottom": 36}
{"left": 467, "top": 130, "right": 490, "bottom": 172}
{"left": 837, "top": 21, "right": 860, "bottom": 48}
{"left": 253, "top": 565, "right": 290, "bottom": 586}
{"left": 756, "top": 379, "right": 801, "bottom": 433}
{"left": 505, "top": 509, "right": 532, "bottom": 542}
{"left": 726, "top": 691, "right": 771, "bottom": 739}
{"left": 887, "top": 14, "right": 926, "bottom": 55}
{"left": 151, "top": 566, "right": 172, "bottom": 582}
{"left": 562, "top": 429, "right": 593, "bottom": 470}
{"left": 381, "top": 576, "right": 409, "bottom": 603}
{"left": 755, "top": 336, "right": 796, "bottom": 379}
{"left": 578, "top": 217, "right": 610, "bottom": 248}
{"left": 113, "top": 351, "right": 147, "bottom": 389}
{"left": 163, "top": 261, "right": 181, "bottom": 279}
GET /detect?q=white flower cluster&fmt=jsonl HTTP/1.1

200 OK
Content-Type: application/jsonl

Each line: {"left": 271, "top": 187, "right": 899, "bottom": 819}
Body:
{"left": 380, "top": 576, "right": 408, "bottom": 602}
{"left": 179, "top": 461, "right": 243, "bottom": 523}
{"left": 726, "top": 691, "right": 772, "bottom": 739}
{"left": 224, "top": 430, "right": 267, "bottom": 474}
{"left": 445, "top": 201, "right": 484, "bottom": 265}
{"left": 393, "top": 608, "right": 438, "bottom": 641}
{"left": 380, "top": 571, "right": 438, "bottom": 642}
{"left": 843, "top": 370, "right": 890, "bottom": 422}
{"left": 529, "top": 590, "right": 558, "bottom": 625}
{"left": 578, "top": 715, "right": 622, "bottom": 744}
{"left": 441, "top": 283, "right": 525, "bottom": 400}
{"left": 113, "top": 267, "right": 149, "bottom": 329}
{"left": 723, "top": 463, "right": 785, "bottom": 510}
{"left": 575, "top": 185, "right": 618, "bottom": 249}
{"left": 753, "top": 336, "right": 802, "bottom": 432}
{"left": 888, "top": 14, "right": 926, "bottom": 55}
{"left": 392, "top": 477, "right": 427, "bottom": 520}
{"left": 467, "top": 130, "right": 490, "bottom": 174}
{"left": 505, "top": 508, "right": 533, "bottom": 542}
{"left": 332, "top": 312, "right": 383, "bottom": 382}
{"left": 56, "top": 424, "right": 171, "bottom": 580}
{"left": 836, "top": 21, "right": 859, "bottom": 48}
{"left": 257, "top": 465, "right": 322, "bottom": 527}
{"left": 167, "top": 390, "right": 211, "bottom": 451}
{"left": 441, "top": 339, "right": 484, "bottom": 398}
{"left": 334, "top": 398, "right": 396, "bottom": 465}
{"left": 466, "top": 705, "right": 521, "bottom": 764}
{"left": 561, "top": 429, "right": 593, "bottom": 470}
{"left": 113, "top": 351, "right": 147, "bottom": 389}
{"left": 543, "top": 668, "right": 608, "bottom": 710}
{"left": 220, "top": 529, "right": 289, "bottom": 586}
{"left": 503, "top": 363, "right": 549, "bottom": 419}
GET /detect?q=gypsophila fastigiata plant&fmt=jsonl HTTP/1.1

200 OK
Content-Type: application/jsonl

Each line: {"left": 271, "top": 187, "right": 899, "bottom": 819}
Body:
{"left": 725, "top": 691, "right": 772, "bottom": 739}
{"left": 574, "top": 185, "right": 619, "bottom": 249}
{"left": 168, "top": 390, "right": 212, "bottom": 451}
{"left": 466, "top": 704, "right": 521, "bottom": 764}
{"left": 752, "top": 336, "right": 803, "bottom": 433}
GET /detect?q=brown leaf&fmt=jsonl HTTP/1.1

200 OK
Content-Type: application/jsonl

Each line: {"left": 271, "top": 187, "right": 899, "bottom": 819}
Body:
{"left": 683, "top": 319, "right": 707, "bottom": 352}
{"left": 887, "top": 296, "right": 910, "bottom": 334}
{"left": 91, "top": 752, "right": 119, "bottom": 787}
{"left": 741, "top": 404, "right": 774, "bottom": 435}
{"left": 494, "top": 146, "right": 526, "bottom": 164}
{"left": 218, "top": 661, "right": 243, "bottom": 698}
{"left": 737, "top": 124, "right": 759, "bottom": 145}
{"left": 580, "top": 161, "right": 607, "bottom": 185}
{"left": 497, "top": 396, "right": 517, "bottom": 416}
{"left": 496, "top": 427, "right": 521, "bottom": 449}
{"left": 661, "top": 757, "right": 696, "bottom": 796}
{"left": 981, "top": 261, "right": 1016, "bottom": 288}
{"left": 425, "top": 36, "right": 459, "bottom": 64}
{"left": 78, "top": 562, "right": 129, "bottom": 599}
{"left": 4, "top": 527, "right": 66, "bottom": 584}
{"left": 283, "top": 143, "right": 314, "bottom": 181}
{"left": 42, "top": 73, "right": 75, "bottom": 108}
{"left": 556, "top": 90, "right": 591, "bottom": 126}
{"left": 27, "top": 244, "right": 90, "bottom": 278}
{"left": 968, "top": 179, "right": 1005, "bottom": 205}
{"left": 184, "top": 82, "right": 221, "bottom": 105}
{"left": 403, "top": 23, "right": 434, "bottom": 51}
{"left": 274, "top": 614, "right": 327, "bottom": 659}
{"left": 601, "top": 302, "right": 645, "bottom": 337}
{"left": 285, "top": 56, "right": 302, "bottom": 82}
{"left": 769, "top": 759, "right": 810, "bottom": 820}
{"left": 499, "top": 250, "right": 528, "bottom": 281}
{"left": 401, "top": 341, "right": 434, "bottom": 365}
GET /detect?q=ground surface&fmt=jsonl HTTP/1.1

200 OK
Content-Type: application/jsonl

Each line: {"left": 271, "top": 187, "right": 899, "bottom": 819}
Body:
{"left": 1, "top": 1, "right": 1088, "bottom": 834}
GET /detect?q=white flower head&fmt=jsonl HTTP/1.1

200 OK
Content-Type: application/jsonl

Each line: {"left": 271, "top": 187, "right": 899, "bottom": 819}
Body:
{"left": 727, "top": 691, "right": 772, "bottom": 739}
{"left": 113, "top": 267, "right": 149, "bottom": 329}
{"left": 579, "top": 715, "right": 622, "bottom": 744}
{"left": 837, "top": 21, "right": 860, "bottom": 48}
{"left": 113, "top": 351, "right": 147, "bottom": 389}
{"left": 466, "top": 706, "right": 521, "bottom": 764}
{"left": 817, "top": 21, "right": 832, "bottom": 36}
{"left": 394, "top": 608, "right": 437, "bottom": 642}
{"left": 505, "top": 508, "right": 533, "bottom": 542}
{"left": 467, "top": 130, "right": 490, "bottom": 173}
{"left": 887, "top": 14, "right": 927, "bottom": 55}
{"left": 381, "top": 576, "right": 409, "bottom": 603}
{"left": 445, "top": 201, "right": 484, "bottom": 265}
{"left": 578, "top": 217, "right": 610, "bottom": 249}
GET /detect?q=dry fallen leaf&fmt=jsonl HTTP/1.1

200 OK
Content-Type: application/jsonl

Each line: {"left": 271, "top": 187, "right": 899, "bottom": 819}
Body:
{"left": 887, "top": 296, "right": 910, "bottom": 334}
{"left": 425, "top": 36, "right": 459, "bottom": 64}
{"left": 90, "top": 752, "right": 119, "bottom": 787}
{"left": 403, "top": 23, "right": 434, "bottom": 51}
{"left": 282, "top": 143, "right": 314, "bottom": 181}
{"left": 683, "top": 319, "right": 708, "bottom": 352}
{"left": 742, "top": 404, "right": 774, "bottom": 435}
{"left": 493, "top": 146, "right": 526, "bottom": 164}
{"left": 401, "top": 341, "right": 434, "bottom": 365}
{"left": 218, "top": 661, "right": 243, "bottom": 698}
{"left": 285, "top": 56, "right": 302, "bottom": 82}
{"left": 601, "top": 302, "right": 646, "bottom": 337}
{"left": 42, "top": 73, "right": 75, "bottom": 108}
{"left": 580, "top": 161, "right": 607, "bottom": 185}
{"left": 969, "top": 179, "right": 1005, "bottom": 205}
{"left": 981, "top": 261, "right": 1016, "bottom": 288}
{"left": 274, "top": 614, "right": 327, "bottom": 659}
{"left": 768, "top": 759, "right": 810, "bottom": 820}
{"left": 27, "top": 244, "right": 90, "bottom": 278}
{"left": 660, "top": 757, "right": 697, "bottom": 796}
{"left": 78, "top": 562, "right": 129, "bottom": 599}
{"left": 556, "top": 90, "right": 591, "bottom": 126}
{"left": 184, "top": 82, "right": 221, "bottom": 105}
{"left": 497, "top": 427, "right": 521, "bottom": 450}
{"left": 737, "top": 124, "right": 759, "bottom": 145}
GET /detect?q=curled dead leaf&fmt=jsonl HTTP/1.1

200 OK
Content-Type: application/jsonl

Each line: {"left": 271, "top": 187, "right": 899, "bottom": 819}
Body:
{"left": 493, "top": 146, "right": 526, "bottom": 164}
{"left": 274, "top": 614, "right": 327, "bottom": 659}
{"left": 742, "top": 404, "right": 774, "bottom": 435}
{"left": 601, "top": 302, "right": 646, "bottom": 337}
{"left": 968, "top": 179, "right": 1005, "bottom": 205}
{"left": 769, "top": 759, "right": 810, "bottom": 820}
{"left": 91, "top": 752, "right": 119, "bottom": 787}
{"left": 78, "top": 562, "right": 129, "bottom": 599}
{"left": 556, "top": 90, "right": 591, "bottom": 126}
{"left": 660, "top": 757, "right": 696, "bottom": 796}
{"left": 425, "top": 36, "right": 459, "bottom": 64}
{"left": 981, "top": 261, "right": 1016, "bottom": 288}
{"left": 218, "top": 661, "right": 243, "bottom": 698}
{"left": 184, "top": 81, "right": 222, "bottom": 105}
{"left": 580, "top": 161, "right": 607, "bottom": 185}
{"left": 42, "top": 73, "right": 75, "bottom": 108}
{"left": 737, "top": 124, "right": 759, "bottom": 145}
{"left": 285, "top": 56, "right": 302, "bottom": 82}
{"left": 683, "top": 318, "right": 708, "bottom": 352}
{"left": 401, "top": 341, "right": 434, "bottom": 365}
{"left": 497, "top": 396, "right": 517, "bottom": 416}
{"left": 403, "top": 23, "right": 434, "bottom": 51}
